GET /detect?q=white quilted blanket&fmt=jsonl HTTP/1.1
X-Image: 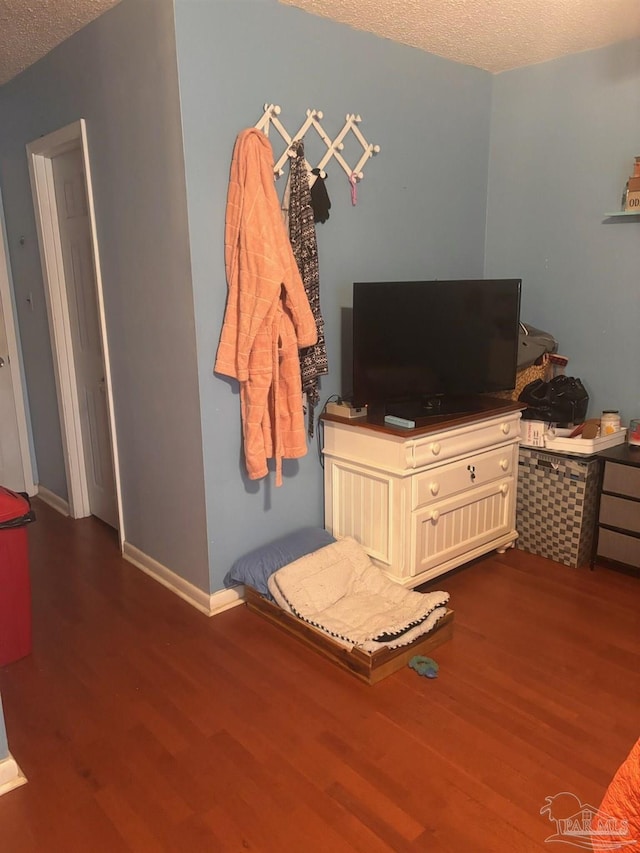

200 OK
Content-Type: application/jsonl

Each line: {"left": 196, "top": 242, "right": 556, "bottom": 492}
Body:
{"left": 267, "top": 537, "right": 449, "bottom": 652}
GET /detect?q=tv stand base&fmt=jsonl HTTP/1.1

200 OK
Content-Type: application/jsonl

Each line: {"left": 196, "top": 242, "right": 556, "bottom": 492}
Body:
{"left": 322, "top": 406, "right": 522, "bottom": 586}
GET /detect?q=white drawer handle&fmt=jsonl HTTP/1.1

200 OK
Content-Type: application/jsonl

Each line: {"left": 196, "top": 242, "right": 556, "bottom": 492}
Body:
{"left": 500, "top": 458, "right": 509, "bottom": 471}
{"left": 431, "top": 442, "right": 441, "bottom": 456}
{"left": 429, "top": 510, "right": 440, "bottom": 522}
{"left": 430, "top": 481, "right": 440, "bottom": 496}
{"left": 500, "top": 422, "right": 511, "bottom": 435}
{"left": 499, "top": 483, "right": 509, "bottom": 495}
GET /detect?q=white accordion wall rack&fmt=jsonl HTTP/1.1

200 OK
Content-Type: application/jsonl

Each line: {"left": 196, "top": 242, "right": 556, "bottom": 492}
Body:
{"left": 255, "top": 103, "right": 380, "bottom": 186}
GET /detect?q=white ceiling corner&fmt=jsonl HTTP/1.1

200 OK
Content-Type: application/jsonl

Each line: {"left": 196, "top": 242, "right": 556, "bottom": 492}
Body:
{"left": 279, "top": 0, "right": 640, "bottom": 73}
{"left": 0, "top": 0, "right": 638, "bottom": 87}
{"left": 0, "top": 0, "right": 122, "bottom": 86}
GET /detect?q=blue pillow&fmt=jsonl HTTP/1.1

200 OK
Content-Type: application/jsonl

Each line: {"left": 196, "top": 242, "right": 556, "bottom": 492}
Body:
{"left": 225, "top": 527, "right": 335, "bottom": 598}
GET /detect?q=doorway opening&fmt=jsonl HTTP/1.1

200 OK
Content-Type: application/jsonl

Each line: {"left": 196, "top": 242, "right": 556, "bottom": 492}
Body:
{"left": 0, "top": 198, "right": 34, "bottom": 495}
{"left": 27, "top": 120, "right": 123, "bottom": 543}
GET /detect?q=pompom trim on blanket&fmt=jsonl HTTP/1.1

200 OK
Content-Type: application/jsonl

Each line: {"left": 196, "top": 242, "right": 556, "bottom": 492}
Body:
{"left": 267, "top": 536, "right": 450, "bottom": 652}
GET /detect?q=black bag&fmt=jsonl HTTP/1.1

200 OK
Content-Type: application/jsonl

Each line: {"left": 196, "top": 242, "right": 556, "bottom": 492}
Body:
{"left": 519, "top": 376, "right": 589, "bottom": 424}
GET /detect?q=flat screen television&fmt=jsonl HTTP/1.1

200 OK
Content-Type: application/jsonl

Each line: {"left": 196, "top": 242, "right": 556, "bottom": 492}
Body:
{"left": 351, "top": 279, "right": 522, "bottom": 420}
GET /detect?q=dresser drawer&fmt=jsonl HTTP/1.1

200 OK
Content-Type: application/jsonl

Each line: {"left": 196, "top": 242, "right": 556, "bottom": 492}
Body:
{"left": 411, "top": 478, "right": 514, "bottom": 573}
{"left": 599, "top": 494, "right": 640, "bottom": 535}
{"left": 412, "top": 413, "right": 520, "bottom": 469}
{"left": 597, "top": 527, "right": 640, "bottom": 568}
{"left": 412, "top": 446, "right": 514, "bottom": 509}
{"left": 323, "top": 411, "right": 521, "bottom": 475}
{"left": 603, "top": 461, "right": 640, "bottom": 499}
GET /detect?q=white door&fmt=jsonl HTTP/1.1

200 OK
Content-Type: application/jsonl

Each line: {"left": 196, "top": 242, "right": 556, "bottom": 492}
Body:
{"left": 51, "top": 149, "right": 117, "bottom": 528}
{"left": 0, "top": 294, "right": 24, "bottom": 492}
{"left": 0, "top": 210, "right": 33, "bottom": 496}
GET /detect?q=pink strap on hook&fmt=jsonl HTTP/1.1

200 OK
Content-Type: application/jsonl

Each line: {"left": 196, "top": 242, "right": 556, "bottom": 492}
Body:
{"left": 349, "top": 173, "right": 358, "bottom": 206}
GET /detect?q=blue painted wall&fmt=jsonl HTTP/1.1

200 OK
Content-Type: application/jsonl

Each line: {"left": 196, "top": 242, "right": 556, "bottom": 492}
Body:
{"left": 4, "top": 0, "right": 635, "bottom": 597}
{"left": 485, "top": 40, "right": 640, "bottom": 422}
{"left": 174, "top": 0, "right": 493, "bottom": 589}
{"left": 0, "top": 0, "right": 210, "bottom": 590}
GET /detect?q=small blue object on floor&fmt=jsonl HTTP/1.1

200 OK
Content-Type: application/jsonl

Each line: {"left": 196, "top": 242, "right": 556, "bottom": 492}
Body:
{"left": 408, "top": 656, "right": 439, "bottom": 678}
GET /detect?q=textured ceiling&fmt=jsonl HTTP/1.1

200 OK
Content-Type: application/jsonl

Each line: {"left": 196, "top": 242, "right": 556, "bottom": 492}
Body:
{"left": 280, "top": 0, "right": 640, "bottom": 73}
{"left": 0, "top": 0, "right": 638, "bottom": 86}
{"left": 0, "top": 0, "right": 122, "bottom": 85}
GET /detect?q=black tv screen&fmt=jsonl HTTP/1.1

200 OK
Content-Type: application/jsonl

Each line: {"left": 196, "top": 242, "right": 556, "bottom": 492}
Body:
{"left": 352, "top": 279, "right": 522, "bottom": 415}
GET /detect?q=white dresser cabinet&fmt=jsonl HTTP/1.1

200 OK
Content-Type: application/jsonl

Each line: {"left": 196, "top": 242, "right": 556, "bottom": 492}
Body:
{"left": 322, "top": 403, "right": 523, "bottom": 587}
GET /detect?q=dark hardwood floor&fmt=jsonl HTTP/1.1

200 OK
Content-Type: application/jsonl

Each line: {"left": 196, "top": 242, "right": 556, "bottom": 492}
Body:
{"left": 0, "top": 498, "right": 638, "bottom": 851}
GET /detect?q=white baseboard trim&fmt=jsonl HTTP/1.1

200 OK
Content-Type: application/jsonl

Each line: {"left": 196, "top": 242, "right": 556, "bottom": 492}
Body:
{"left": 123, "top": 542, "right": 212, "bottom": 615}
{"left": 36, "top": 486, "right": 69, "bottom": 516}
{"left": 122, "top": 543, "right": 245, "bottom": 617}
{"left": 209, "top": 585, "right": 245, "bottom": 616}
{"left": 0, "top": 754, "right": 27, "bottom": 797}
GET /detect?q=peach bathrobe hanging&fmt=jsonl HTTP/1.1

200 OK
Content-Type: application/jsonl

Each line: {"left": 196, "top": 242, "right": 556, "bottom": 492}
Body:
{"left": 215, "top": 128, "right": 317, "bottom": 486}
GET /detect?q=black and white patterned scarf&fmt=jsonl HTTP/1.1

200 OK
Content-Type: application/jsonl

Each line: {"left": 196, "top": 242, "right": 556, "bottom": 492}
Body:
{"left": 287, "top": 141, "right": 328, "bottom": 436}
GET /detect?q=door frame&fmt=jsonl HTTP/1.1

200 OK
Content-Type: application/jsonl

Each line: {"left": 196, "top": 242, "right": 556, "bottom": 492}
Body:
{"left": 27, "top": 119, "right": 124, "bottom": 545}
{"left": 0, "top": 198, "right": 35, "bottom": 495}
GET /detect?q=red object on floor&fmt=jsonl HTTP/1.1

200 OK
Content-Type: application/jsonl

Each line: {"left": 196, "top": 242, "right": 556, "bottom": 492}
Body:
{"left": 0, "top": 487, "right": 34, "bottom": 666}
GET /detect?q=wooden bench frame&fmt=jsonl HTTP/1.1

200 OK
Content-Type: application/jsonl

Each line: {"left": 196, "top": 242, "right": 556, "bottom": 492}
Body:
{"left": 244, "top": 585, "right": 454, "bottom": 685}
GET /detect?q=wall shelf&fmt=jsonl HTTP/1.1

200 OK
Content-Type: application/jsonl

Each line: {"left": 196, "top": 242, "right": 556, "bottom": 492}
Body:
{"left": 604, "top": 211, "right": 640, "bottom": 218}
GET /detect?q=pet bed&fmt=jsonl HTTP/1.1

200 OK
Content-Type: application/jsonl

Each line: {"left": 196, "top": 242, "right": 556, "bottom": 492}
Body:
{"left": 267, "top": 537, "right": 450, "bottom": 652}
{"left": 245, "top": 586, "right": 453, "bottom": 684}
{"left": 243, "top": 536, "right": 453, "bottom": 684}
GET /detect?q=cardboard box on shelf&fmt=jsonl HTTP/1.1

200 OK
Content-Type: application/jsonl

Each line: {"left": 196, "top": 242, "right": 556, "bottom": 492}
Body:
{"left": 520, "top": 420, "right": 555, "bottom": 448}
{"left": 625, "top": 175, "right": 640, "bottom": 211}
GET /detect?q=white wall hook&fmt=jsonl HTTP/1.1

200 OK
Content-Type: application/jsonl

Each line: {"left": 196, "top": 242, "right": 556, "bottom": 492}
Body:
{"left": 255, "top": 104, "right": 380, "bottom": 187}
